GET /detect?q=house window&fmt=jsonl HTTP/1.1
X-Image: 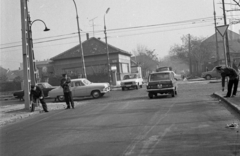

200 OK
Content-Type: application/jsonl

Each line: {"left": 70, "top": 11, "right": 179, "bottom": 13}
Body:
{"left": 120, "top": 63, "right": 129, "bottom": 73}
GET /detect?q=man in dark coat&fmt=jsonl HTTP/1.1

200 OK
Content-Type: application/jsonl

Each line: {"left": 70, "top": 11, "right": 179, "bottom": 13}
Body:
{"left": 216, "top": 66, "right": 239, "bottom": 98}
{"left": 61, "top": 74, "right": 74, "bottom": 109}
{"left": 30, "top": 84, "right": 49, "bottom": 112}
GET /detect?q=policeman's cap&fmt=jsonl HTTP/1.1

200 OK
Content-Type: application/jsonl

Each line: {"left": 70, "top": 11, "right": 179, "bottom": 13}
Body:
{"left": 31, "top": 84, "right": 36, "bottom": 89}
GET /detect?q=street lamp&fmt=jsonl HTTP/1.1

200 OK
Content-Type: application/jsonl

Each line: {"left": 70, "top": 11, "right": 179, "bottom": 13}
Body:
{"left": 28, "top": 19, "right": 50, "bottom": 85}
{"left": 72, "top": 0, "right": 87, "bottom": 78}
{"left": 104, "top": 8, "right": 112, "bottom": 84}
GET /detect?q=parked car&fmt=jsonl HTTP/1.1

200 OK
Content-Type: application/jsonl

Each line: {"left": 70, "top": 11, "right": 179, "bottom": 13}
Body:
{"left": 48, "top": 78, "right": 110, "bottom": 102}
{"left": 120, "top": 73, "right": 143, "bottom": 91}
{"left": 146, "top": 71, "right": 178, "bottom": 99}
{"left": 156, "top": 66, "right": 172, "bottom": 72}
{"left": 201, "top": 67, "right": 221, "bottom": 80}
{"left": 13, "top": 82, "right": 56, "bottom": 100}
{"left": 172, "top": 71, "right": 182, "bottom": 81}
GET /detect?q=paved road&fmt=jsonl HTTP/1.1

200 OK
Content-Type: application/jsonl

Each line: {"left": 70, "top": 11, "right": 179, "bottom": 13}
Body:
{"left": 1, "top": 82, "right": 240, "bottom": 156}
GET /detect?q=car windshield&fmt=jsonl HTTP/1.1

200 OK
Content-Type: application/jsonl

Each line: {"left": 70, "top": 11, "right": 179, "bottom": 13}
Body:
{"left": 149, "top": 73, "right": 170, "bottom": 81}
{"left": 123, "top": 74, "right": 137, "bottom": 80}
{"left": 82, "top": 79, "right": 91, "bottom": 85}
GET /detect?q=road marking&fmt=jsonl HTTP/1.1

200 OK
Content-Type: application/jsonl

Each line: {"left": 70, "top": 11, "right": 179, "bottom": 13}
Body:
{"left": 139, "top": 124, "right": 174, "bottom": 155}
{"left": 123, "top": 102, "right": 176, "bottom": 156}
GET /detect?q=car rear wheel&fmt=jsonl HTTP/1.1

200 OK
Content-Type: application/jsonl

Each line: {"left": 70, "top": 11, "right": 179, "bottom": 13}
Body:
{"left": 148, "top": 92, "right": 154, "bottom": 99}
{"left": 205, "top": 75, "right": 212, "bottom": 80}
{"left": 57, "top": 95, "right": 65, "bottom": 102}
{"left": 135, "top": 84, "right": 139, "bottom": 90}
{"left": 171, "top": 90, "right": 175, "bottom": 97}
{"left": 91, "top": 90, "right": 101, "bottom": 98}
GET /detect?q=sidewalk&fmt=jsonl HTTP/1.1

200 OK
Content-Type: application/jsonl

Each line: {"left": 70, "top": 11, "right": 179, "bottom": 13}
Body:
{"left": 0, "top": 85, "right": 121, "bottom": 127}
{"left": 0, "top": 102, "right": 66, "bottom": 127}
{"left": 213, "top": 87, "right": 240, "bottom": 114}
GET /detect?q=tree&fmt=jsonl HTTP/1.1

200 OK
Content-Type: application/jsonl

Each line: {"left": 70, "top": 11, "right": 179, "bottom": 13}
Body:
{"left": 132, "top": 45, "right": 160, "bottom": 78}
{"left": 169, "top": 35, "right": 214, "bottom": 75}
{"left": 13, "top": 76, "right": 22, "bottom": 82}
{"left": 0, "top": 74, "right": 8, "bottom": 82}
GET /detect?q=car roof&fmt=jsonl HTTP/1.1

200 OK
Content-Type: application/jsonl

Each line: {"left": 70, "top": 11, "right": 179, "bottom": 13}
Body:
{"left": 150, "top": 71, "right": 173, "bottom": 74}
{"left": 71, "top": 78, "right": 88, "bottom": 82}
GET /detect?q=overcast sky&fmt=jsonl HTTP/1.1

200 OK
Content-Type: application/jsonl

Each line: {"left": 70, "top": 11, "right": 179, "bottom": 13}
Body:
{"left": 1, "top": 0, "right": 239, "bottom": 70}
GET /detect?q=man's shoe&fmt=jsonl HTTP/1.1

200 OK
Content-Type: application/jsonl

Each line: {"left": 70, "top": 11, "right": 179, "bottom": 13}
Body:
{"left": 45, "top": 110, "right": 49, "bottom": 112}
{"left": 232, "top": 95, "right": 236, "bottom": 97}
{"left": 66, "top": 107, "right": 70, "bottom": 109}
{"left": 224, "top": 96, "right": 230, "bottom": 98}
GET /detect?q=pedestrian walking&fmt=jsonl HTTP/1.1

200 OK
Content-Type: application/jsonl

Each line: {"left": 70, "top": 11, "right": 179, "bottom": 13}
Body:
{"left": 60, "top": 74, "right": 74, "bottom": 109}
{"left": 30, "top": 84, "right": 49, "bottom": 112}
{"left": 216, "top": 66, "right": 239, "bottom": 98}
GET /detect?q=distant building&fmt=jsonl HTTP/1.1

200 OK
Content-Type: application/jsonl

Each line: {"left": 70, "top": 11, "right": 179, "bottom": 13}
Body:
{"left": 50, "top": 37, "right": 132, "bottom": 82}
{"left": 195, "top": 30, "right": 240, "bottom": 74}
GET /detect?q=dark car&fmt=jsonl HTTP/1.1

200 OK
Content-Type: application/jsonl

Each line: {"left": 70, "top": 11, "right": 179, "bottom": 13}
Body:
{"left": 201, "top": 67, "right": 221, "bottom": 80}
{"left": 146, "top": 71, "right": 178, "bottom": 99}
{"left": 13, "top": 82, "right": 56, "bottom": 100}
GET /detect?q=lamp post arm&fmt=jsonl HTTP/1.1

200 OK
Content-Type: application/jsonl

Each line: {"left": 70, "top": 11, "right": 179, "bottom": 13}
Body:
{"left": 72, "top": 0, "right": 79, "bottom": 19}
{"left": 31, "top": 19, "right": 48, "bottom": 29}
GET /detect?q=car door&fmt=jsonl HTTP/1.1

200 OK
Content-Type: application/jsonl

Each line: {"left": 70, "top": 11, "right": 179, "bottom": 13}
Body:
{"left": 72, "top": 80, "right": 88, "bottom": 97}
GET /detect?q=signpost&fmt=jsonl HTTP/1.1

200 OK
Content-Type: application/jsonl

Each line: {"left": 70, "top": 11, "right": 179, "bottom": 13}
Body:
{"left": 216, "top": 25, "right": 229, "bottom": 67}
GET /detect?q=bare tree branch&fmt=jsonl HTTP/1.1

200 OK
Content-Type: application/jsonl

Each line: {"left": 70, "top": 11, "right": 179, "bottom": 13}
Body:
{"left": 233, "top": 0, "right": 240, "bottom": 7}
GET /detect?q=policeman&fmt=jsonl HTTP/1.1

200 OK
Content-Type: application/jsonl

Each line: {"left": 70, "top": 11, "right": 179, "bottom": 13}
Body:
{"left": 60, "top": 74, "right": 74, "bottom": 109}
{"left": 216, "top": 66, "right": 239, "bottom": 98}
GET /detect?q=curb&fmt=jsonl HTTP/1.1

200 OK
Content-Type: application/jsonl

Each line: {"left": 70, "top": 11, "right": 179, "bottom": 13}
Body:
{"left": 212, "top": 92, "right": 240, "bottom": 114}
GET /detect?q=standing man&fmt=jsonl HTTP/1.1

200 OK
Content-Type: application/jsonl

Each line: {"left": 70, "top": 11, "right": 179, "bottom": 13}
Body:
{"left": 216, "top": 66, "right": 239, "bottom": 98}
{"left": 30, "top": 84, "right": 49, "bottom": 112}
{"left": 61, "top": 74, "right": 74, "bottom": 109}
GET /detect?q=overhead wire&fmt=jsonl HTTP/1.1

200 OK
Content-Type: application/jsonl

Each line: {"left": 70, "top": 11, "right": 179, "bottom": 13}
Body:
{"left": 0, "top": 16, "right": 223, "bottom": 51}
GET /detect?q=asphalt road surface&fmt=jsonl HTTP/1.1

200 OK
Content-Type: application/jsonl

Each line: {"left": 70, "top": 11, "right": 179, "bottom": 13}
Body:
{"left": 1, "top": 81, "right": 240, "bottom": 156}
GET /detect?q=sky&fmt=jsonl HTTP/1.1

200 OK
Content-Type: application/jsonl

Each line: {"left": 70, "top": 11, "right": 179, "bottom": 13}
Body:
{"left": 1, "top": 0, "right": 240, "bottom": 70}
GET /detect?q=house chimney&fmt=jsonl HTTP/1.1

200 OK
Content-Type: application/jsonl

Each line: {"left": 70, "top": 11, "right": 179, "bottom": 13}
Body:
{"left": 86, "top": 33, "right": 89, "bottom": 40}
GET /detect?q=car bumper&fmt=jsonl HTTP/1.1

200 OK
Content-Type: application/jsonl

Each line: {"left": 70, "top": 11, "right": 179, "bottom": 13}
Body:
{"left": 147, "top": 87, "right": 175, "bottom": 93}
{"left": 101, "top": 87, "right": 110, "bottom": 93}
{"left": 121, "top": 84, "right": 137, "bottom": 88}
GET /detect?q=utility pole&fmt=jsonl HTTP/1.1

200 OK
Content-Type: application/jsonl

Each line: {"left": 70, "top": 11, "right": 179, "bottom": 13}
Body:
{"left": 20, "top": 0, "right": 31, "bottom": 110}
{"left": 213, "top": 0, "right": 220, "bottom": 65}
{"left": 222, "top": 0, "right": 231, "bottom": 67}
{"left": 27, "top": 12, "right": 37, "bottom": 85}
{"left": 188, "top": 34, "right": 192, "bottom": 75}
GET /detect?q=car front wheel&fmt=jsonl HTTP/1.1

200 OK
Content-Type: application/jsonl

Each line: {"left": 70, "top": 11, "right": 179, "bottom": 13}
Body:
{"left": 92, "top": 90, "right": 101, "bottom": 98}
{"left": 148, "top": 92, "right": 154, "bottom": 99}
{"left": 205, "top": 75, "right": 212, "bottom": 80}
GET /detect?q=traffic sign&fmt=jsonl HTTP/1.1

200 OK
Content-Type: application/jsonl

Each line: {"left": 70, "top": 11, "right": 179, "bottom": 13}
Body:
{"left": 216, "top": 25, "right": 229, "bottom": 37}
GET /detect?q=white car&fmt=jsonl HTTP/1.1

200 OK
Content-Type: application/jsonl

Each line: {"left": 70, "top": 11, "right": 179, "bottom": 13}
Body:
{"left": 120, "top": 73, "right": 143, "bottom": 91}
{"left": 48, "top": 78, "right": 110, "bottom": 102}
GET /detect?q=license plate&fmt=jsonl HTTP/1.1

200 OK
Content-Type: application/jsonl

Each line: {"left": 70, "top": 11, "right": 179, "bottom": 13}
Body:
{"left": 157, "top": 84, "right": 162, "bottom": 88}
